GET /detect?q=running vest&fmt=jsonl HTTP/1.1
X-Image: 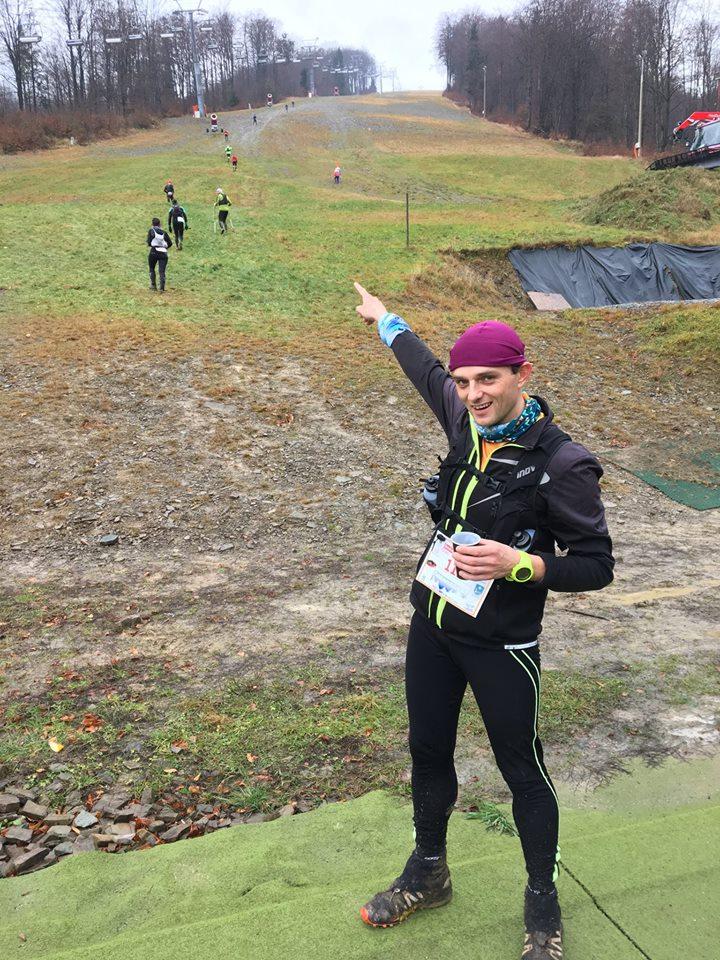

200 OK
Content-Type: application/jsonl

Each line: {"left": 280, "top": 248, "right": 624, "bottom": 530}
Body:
{"left": 150, "top": 228, "right": 168, "bottom": 252}
{"left": 411, "top": 413, "right": 571, "bottom": 647}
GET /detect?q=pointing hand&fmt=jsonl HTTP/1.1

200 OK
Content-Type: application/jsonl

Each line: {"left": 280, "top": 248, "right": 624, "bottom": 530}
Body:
{"left": 354, "top": 282, "right": 388, "bottom": 325}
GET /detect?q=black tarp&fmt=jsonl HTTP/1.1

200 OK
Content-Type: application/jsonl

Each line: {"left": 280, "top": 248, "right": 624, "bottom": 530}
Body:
{"left": 508, "top": 242, "right": 720, "bottom": 308}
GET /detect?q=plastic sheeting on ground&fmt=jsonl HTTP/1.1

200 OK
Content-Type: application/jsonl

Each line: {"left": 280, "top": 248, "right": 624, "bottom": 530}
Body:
{"left": 508, "top": 243, "right": 720, "bottom": 308}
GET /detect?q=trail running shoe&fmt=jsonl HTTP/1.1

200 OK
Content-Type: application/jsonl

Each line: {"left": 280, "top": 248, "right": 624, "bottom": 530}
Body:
{"left": 360, "top": 851, "right": 452, "bottom": 928}
{"left": 522, "top": 887, "right": 563, "bottom": 959}
{"left": 521, "top": 930, "right": 563, "bottom": 959}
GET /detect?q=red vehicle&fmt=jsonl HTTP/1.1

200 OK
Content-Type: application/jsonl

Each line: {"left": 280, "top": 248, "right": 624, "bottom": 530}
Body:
{"left": 673, "top": 111, "right": 720, "bottom": 140}
{"left": 649, "top": 111, "right": 720, "bottom": 170}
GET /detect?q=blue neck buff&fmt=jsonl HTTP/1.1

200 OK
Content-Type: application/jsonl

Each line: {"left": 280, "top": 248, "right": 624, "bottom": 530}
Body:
{"left": 472, "top": 395, "right": 542, "bottom": 443}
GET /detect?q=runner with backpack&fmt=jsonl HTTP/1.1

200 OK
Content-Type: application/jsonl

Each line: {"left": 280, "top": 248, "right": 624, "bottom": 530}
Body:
{"left": 146, "top": 217, "right": 172, "bottom": 291}
{"left": 167, "top": 199, "right": 189, "bottom": 250}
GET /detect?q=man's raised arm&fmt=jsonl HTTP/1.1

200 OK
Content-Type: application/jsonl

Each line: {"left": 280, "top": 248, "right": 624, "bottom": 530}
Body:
{"left": 354, "top": 282, "right": 464, "bottom": 440}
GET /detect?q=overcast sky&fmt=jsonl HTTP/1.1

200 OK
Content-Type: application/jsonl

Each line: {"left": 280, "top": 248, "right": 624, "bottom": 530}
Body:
{"left": 228, "top": 1, "right": 518, "bottom": 92}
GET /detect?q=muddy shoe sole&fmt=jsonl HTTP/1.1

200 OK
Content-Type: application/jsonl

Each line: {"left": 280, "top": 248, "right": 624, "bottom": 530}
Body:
{"left": 360, "top": 883, "right": 453, "bottom": 928}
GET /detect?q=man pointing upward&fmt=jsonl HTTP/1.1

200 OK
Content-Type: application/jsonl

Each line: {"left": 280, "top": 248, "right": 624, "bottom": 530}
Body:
{"left": 353, "top": 282, "right": 614, "bottom": 960}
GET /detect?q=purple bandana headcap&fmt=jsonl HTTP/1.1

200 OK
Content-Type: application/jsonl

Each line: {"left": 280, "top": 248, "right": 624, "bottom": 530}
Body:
{"left": 448, "top": 320, "right": 526, "bottom": 371}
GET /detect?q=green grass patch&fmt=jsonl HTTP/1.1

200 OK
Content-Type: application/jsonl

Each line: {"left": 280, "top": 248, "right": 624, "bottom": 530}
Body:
{"left": 465, "top": 800, "right": 518, "bottom": 836}
{"left": 581, "top": 167, "right": 720, "bottom": 233}
{"left": 636, "top": 302, "right": 720, "bottom": 371}
{"left": 0, "top": 660, "right": 626, "bottom": 809}
{"left": 655, "top": 654, "right": 720, "bottom": 706}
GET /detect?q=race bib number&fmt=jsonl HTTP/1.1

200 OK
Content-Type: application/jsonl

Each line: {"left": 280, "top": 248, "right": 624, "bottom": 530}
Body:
{"left": 415, "top": 530, "right": 493, "bottom": 618}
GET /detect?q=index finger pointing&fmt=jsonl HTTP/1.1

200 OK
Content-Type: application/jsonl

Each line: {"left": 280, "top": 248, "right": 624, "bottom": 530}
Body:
{"left": 354, "top": 281, "right": 369, "bottom": 298}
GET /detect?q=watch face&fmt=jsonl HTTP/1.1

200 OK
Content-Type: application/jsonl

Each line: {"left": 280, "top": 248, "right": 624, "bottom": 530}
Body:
{"left": 515, "top": 566, "right": 533, "bottom": 582}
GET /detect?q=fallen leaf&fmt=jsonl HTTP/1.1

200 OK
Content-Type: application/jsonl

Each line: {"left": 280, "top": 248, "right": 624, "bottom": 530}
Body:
{"left": 80, "top": 713, "right": 103, "bottom": 733}
{"left": 47, "top": 737, "right": 64, "bottom": 752}
{"left": 246, "top": 752, "right": 257, "bottom": 762}
{"left": 170, "top": 740, "right": 188, "bottom": 754}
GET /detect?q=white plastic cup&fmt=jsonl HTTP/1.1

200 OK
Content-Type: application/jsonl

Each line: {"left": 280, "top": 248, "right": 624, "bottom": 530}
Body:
{"left": 451, "top": 532, "right": 482, "bottom": 549}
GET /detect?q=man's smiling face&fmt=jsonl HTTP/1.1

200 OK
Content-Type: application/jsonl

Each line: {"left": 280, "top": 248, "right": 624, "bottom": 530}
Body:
{"left": 450, "top": 362, "right": 533, "bottom": 427}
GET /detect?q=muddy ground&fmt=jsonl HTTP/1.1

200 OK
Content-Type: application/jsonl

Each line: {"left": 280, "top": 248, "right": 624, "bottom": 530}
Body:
{"left": 2, "top": 311, "right": 718, "bottom": 797}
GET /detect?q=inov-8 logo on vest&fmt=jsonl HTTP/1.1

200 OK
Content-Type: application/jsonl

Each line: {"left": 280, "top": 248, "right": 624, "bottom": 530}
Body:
{"left": 516, "top": 465, "right": 536, "bottom": 479}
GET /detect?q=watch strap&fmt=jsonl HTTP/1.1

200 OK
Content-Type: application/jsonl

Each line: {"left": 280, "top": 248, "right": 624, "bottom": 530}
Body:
{"left": 506, "top": 550, "right": 534, "bottom": 583}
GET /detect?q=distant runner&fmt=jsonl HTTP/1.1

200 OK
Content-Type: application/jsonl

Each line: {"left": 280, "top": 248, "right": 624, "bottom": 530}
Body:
{"left": 167, "top": 199, "right": 189, "bottom": 250}
{"left": 231, "top": 154, "right": 238, "bottom": 172}
{"left": 224, "top": 129, "right": 229, "bottom": 141}
{"left": 333, "top": 164, "right": 341, "bottom": 184}
{"left": 164, "top": 180, "right": 175, "bottom": 203}
{"left": 214, "top": 188, "right": 232, "bottom": 234}
{"left": 147, "top": 217, "right": 172, "bottom": 291}
{"left": 253, "top": 113, "right": 258, "bottom": 126}
{"left": 225, "top": 145, "right": 232, "bottom": 162}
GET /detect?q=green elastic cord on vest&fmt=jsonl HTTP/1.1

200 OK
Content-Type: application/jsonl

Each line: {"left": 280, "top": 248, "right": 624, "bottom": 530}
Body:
{"left": 433, "top": 420, "right": 481, "bottom": 628}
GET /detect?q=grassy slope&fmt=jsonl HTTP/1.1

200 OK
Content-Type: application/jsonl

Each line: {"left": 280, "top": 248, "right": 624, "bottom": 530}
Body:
{"left": 1, "top": 96, "right": 717, "bottom": 368}
{"left": 1, "top": 95, "right": 718, "bottom": 811}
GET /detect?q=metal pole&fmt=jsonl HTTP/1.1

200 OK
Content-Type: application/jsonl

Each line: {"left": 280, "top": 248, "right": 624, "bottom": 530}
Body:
{"left": 405, "top": 190, "right": 409, "bottom": 248}
{"left": 482, "top": 64, "right": 487, "bottom": 117}
{"left": 30, "top": 48, "right": 37, "bottom": 110}
{"left": 187, "top": 11, "right": 205, "bottom": 117}
{"left": 637, "top": 55, "right": 644, "bottom": 156}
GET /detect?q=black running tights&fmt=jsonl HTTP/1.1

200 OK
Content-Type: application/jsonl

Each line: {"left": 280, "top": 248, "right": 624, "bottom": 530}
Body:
{"left": 406, "top": 612, "right": 559, "bottom": 889}
{"left": 148, "top": 252, "right": 167, "bottom": 289}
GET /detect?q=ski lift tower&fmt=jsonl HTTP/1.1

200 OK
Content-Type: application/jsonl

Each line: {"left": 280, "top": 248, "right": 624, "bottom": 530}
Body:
{"left": 300, "top": 38, "right": 321, "bottom": 96}
{"left": 173, "top": 2, "right": 207, "bottom": 117}
{"left": 18, "top": 35, "right": 42, "bottom": 110}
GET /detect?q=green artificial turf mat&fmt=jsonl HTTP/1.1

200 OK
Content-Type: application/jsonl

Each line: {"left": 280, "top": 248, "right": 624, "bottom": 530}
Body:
{"left": 602, "top": 444, "right": 720, "bottom": 510}
{"left": 561, "top": 804, "right": 720, "bottom": 960}
{"left": 3, "top": 788, "right": 719, "bottom": 959}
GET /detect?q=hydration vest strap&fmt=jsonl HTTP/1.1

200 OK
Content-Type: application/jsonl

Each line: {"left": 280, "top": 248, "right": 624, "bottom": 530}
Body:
{"left": 439, "top": 457, "right": 504, "bottom": 492}
{"left": 433, "top": 505, "right": 488, "bottom": 539}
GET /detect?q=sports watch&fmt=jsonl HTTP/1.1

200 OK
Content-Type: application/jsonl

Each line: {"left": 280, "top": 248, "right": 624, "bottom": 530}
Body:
{"left": 506, "top": 550, "right": 534, "bottom": 583}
